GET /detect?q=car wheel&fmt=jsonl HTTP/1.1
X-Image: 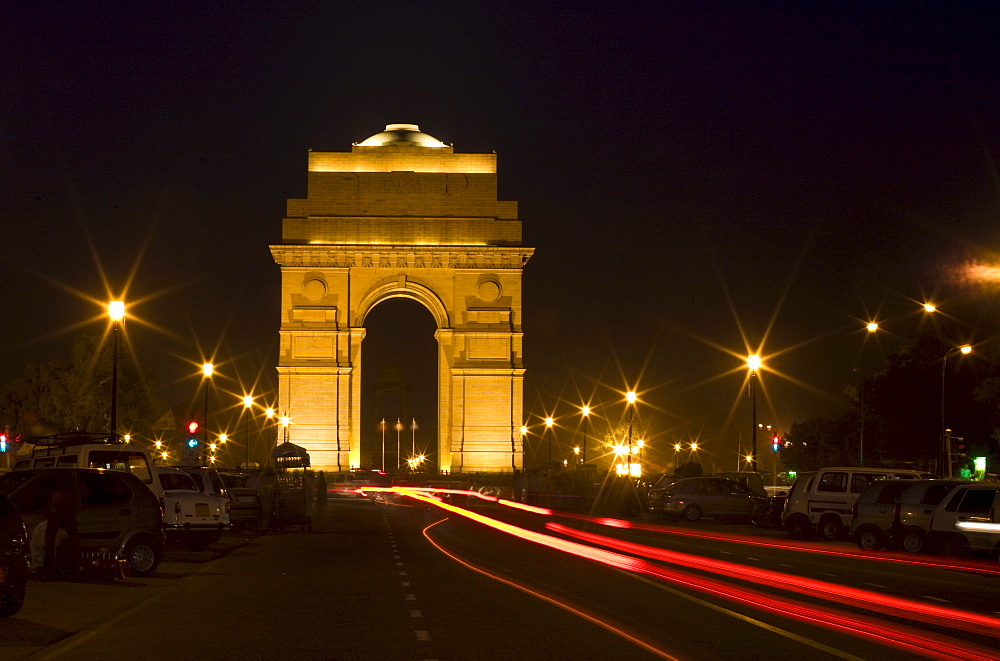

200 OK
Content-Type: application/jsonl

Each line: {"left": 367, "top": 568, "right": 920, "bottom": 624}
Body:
{"left": 942, "top": 535, "right": 968, "bottom": 558}
{"left": 819, "top": 516, "right": 844, "bottom": 541}
{"left": 124, "top": 536, "right": 160, "bottom": 576}
{"left": 900, "top": 529, "right": 925, "bottom": 554}
{"left": 0, "top": 562, "right": 27, "bottom": 617}
{"left": 682, "top": 505, "right": 702, "bottom": 522}
{"left": 785, "top": 514, "right": 813, "bottom": 540}
{"left": 855, "top": 526, "right": 883, "bottom": 550}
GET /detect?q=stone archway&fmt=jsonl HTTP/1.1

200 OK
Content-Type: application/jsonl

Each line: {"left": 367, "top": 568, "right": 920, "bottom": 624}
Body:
{"left": 270, "top": 124, "right": 533, "bottom": 474}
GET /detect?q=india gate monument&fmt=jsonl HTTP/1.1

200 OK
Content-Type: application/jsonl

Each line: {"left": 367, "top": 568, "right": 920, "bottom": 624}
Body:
{"left": 269, "top": 124, "right": 533, "bottom": 474}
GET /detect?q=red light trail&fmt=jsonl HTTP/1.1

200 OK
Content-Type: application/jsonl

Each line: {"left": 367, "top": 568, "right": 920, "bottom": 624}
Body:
{"left": 382, "top": 486, "right": 1000, "bottom": 659}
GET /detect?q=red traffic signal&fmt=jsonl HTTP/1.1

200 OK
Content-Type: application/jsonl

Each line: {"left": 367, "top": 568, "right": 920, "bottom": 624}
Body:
{"left": 771, "top": 434, "right": 781, "bottom": 451}
{"left": 188, "top": 421, "right": 199, "bottom": 435}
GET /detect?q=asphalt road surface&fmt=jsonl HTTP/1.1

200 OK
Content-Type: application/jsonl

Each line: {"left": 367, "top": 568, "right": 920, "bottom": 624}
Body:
{"left": 3, "top": 494, "right": 999, "bottom": 660}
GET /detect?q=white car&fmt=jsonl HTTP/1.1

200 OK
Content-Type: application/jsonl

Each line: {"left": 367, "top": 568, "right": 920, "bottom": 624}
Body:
{"left": 157, "top": 467, "right": 231, "bottom": 551}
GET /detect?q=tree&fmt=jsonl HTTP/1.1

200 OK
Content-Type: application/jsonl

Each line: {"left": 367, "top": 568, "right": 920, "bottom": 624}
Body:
{"left": 0, "top": 331, "right": 163, "bottom": 441}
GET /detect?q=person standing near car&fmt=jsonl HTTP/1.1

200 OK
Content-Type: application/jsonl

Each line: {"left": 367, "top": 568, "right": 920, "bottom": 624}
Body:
{"left": 43, "top": 488, "right": 80, "bottom": 578}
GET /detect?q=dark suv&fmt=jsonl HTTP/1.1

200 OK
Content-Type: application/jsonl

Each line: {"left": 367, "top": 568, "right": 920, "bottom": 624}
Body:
{"left": 0, "top": 468, "right": 165, "bottom": 577}
{"left": 0, "top": 490, "right": 28, "bottom": 616}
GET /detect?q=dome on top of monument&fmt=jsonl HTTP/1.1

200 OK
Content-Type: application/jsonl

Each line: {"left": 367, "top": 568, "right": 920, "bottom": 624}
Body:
{"left": 356, "top": 124, "right": 448, "bottom": 148}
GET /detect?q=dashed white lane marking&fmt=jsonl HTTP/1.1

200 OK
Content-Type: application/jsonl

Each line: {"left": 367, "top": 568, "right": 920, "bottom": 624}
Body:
{"left": 779, "top": 564, "right": 794, "bottom": 569}
{"left": 396, "top": 562, "right": 404, "bottom": 566}
{"left": 405, "top": 594, "right": 417, "bottom": 601}
{"left": 401, "top": 581, "right": 410, "bottom": 587}
{"left": 399, "top": 570, "right": 408, "bottom": 576}
{"left": 415, "top": 631, "right": 431, "bottom": 641}
{"left": 818, "top": 572, "right": 836, "bottom": 578}
{"left": 409, "top": 610, "right": 423, "bottom": 618}
{"left": 745, "top": 557, "right": 760, "bottom": 562}
{"left": 923, "top": 596, "right": 951, "bottom": 603}
{"left": 720, "top": 551, "right": 733, "bottom": 555}
{"left": 864, "top": 583, "right": 887, "bottom": 589}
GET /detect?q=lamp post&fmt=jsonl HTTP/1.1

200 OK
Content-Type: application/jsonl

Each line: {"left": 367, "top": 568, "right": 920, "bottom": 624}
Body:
{"left": 625, "top": 392, "right": 636, "bottom": 477}
{"left": 941, "top": 344, "right": 972, "bottom": 478}
{"left": 410, "top": 418, "right": 417, "bottom": 458}
{"left": 747, "top": 355, "right": 760, "bottom": 473}
{"left": 202, "top": 363, "right": 213, "bottom": 466}
{"left": 544, "top": 417, "right": 554, "bottom": 464}
{"left": 581, "top": 405, "right": 590, "bottom": 464}
{"left": 265, "top": 407, "right": 275, "bottom": 468}
{"left": 519, "top": 425, "right": 528, "bottom": 470}
{"left": 243, "top": 395, "right": 253, "bottom": 469}
{"left": 379, "top": 418, "right": 386, "bottom": 472}
{"left": 280, "top": 412, "right": 290, "bottom": 445}
{"left": 108, "top": 300, "right": 125, "bottom": 438}
{"left": 395, "top": 418, "right": 403, "bottom": 471}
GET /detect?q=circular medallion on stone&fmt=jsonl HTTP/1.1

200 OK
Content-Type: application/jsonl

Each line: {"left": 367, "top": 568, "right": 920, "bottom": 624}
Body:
{"left": 477, "top": 280, "right": 502, "bottom": 302}
{"left": 302, "top": 277, "right": 328, "bottom": 301}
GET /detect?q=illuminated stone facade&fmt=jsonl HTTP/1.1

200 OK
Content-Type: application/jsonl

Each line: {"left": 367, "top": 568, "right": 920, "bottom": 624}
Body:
{"left": 270, "top": 125, "right": 533, "bottom": 473}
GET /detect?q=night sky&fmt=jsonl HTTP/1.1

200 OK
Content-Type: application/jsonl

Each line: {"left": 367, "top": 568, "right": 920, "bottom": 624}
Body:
{"left": 5, "top": 3, "right": 1000, "bottom": 470}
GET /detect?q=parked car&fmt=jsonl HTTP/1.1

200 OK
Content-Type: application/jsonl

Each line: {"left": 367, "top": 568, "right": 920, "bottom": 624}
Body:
{"left": 927, "top": 483, "right": 1000, "bottom": 559}
{"left": 782, "top": 467, "right": 935, "bottom": 541}
{"left": 648, "top": 477, "right": 757, "bottom": 522}
{"left": 850, "top": 479, "right": 919, "bottom": 550}
{"left": 0, "top": 490, "right": 28, "bottom": 616}
{"left": 0, "top": 468, "right": 164, "bottom": 576}
{"left": 156, "top": 467, "right": 230, "bottom": 551}
{"left": 888, "top": 480, "right": 968, "bottom": 553}
{"left": 218, "top": 472, "right": 263, "bottom": 532}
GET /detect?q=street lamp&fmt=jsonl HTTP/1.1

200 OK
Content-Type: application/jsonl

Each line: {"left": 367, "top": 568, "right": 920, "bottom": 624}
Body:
{"left": 265, "top": 407, "right": 275, "bottom": 468}
{"left": 941, "top": 344, "right": 972, "bottom": 478}
{"left": 202, "top": 363, "right": 213, "bottom": 466}
{"left": 379, "top": 418, "right": 386, "bottom": 472}
{"left": 747, "top": 355, "right": 761, "bottom": 473}
{"left": 625, "top": 391, "right": 636, "bottom": 477}
{"left": 243, "top": 395, "right": 253, "bottom": 469}
{"left": 108, "top": 300, "right": 125, "bottom": 438}
{"left": 519, "top": 425, "right": 528, "bottom": 469}
{"left": 544, "top": 417, "right": 554, "bottom": 464}
{"left": 580, "top": 405, "right": 591, "bottom": 464}
{"left": 395, "top": 418, "right": 404, "bottom": 471}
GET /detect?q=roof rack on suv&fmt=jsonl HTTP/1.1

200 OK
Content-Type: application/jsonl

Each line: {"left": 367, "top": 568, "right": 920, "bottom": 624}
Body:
{"left": 31, "top": 432, "right": 124, "bottom": 450}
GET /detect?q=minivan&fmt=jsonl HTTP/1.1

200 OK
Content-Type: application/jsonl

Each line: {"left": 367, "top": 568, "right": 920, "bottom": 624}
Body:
{"left": 782, "top": 467, "right": 935, "bottom": 541}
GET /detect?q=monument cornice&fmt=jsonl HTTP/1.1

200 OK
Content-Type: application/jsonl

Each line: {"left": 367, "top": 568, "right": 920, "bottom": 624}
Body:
{"left": 270, "top": 244, "right": 534, "bottom": 270}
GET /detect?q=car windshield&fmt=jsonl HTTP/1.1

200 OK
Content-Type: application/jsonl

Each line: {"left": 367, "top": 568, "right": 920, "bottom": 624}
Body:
{"left": 160, "top": 473, "right": 198, "bottom": 491}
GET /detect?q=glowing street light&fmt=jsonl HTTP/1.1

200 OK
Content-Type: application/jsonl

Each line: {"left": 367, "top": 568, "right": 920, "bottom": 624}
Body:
{"left": 941, "top": 344, "right": 973, "bottom": 477}
{"left": 866, "top": 322, "right": 878, "bottom": 333}
{"left": 747, "top": 355, "right": 761, "bottom": 473}
{"left": 108, "top": 300, "right": 125, "bottom": 438}
{"left": 243, "top": 395, "right": 254, "bottom": 469}
{"left": 581, "top": 405, "right": 591, "bottom": 464}
{"left": 202, "top": 363, "right": 213, "bottom": 466}
{"left": 544, "top": 416, "right": 555, "bottom": 464}
{"left": 924, "top": 303, "right": 937, "bottom": 313}
{"left": 625, "top": 392, "right": 637, "bottom": 475}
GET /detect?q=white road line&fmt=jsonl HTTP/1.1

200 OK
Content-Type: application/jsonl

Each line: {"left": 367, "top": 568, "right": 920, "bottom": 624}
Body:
{"left": 399, "top": 570, "right": 408, "bottom": 575}
{"left": 415, "top": 630, "right": 431, "bottom": 641}
{"left": 401, "top": 581, "right": 410, "bottom": 587}
{"left": 779, "top": 564, "right": 794, "bottom": 569}
{"left": 818, "top": 572, "right": 836, "bottom": 578}
{"left": 745, "top": 557, "right": 760, "bottom": 562}
{"left": 405, "top": 593, "right": 417, "bottom": 600}
{"left": 864, "top": 583, "right": 887, "bottom": 589}
{"left": 922, "top": 596, "right": 951, "bottom": 603}
{"left": 409, "top": 609, "right": 423, "bottom": 618}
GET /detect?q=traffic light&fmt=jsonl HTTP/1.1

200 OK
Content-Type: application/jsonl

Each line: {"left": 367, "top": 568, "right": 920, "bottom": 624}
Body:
{"left": 953, "top": 436, "right": 966, "bottom": 456}
{"left": 771, "top": 434, "right": 781, "bottom": 452}
{"left": 187, "top": 421, "right": 200, "bottom": 448}
{"left": 0, "top": 433, "right": 6, "bottom": 452}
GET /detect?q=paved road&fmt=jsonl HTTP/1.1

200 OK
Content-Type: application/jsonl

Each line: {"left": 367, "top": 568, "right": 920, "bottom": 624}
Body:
{"left": 3, "top": 495, "right": 999, "bottom": 660}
